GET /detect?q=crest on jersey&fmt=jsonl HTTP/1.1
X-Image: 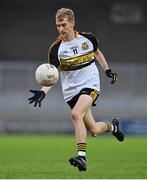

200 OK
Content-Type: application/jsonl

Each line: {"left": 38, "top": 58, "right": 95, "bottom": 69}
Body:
{"left": 82, "top": 42, "right": 89, "bottom": 50}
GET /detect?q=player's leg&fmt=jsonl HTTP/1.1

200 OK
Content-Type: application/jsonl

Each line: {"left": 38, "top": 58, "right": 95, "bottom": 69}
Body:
{"left": 84, "top": 109, "right": 108, "bottom": 136}
{"left": 71, "top": 94, "right": 92, "bottom": 143}
{"left": 69, "top": 94, "right": 92, "bottom": 171}
{"left": 84, "top": 109, "right": 124, "bottom": 141}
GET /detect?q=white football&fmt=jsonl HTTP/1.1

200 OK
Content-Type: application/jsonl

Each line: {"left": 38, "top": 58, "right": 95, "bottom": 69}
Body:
{"left": 35, "top": 63, "right": 59, "bottom": 86}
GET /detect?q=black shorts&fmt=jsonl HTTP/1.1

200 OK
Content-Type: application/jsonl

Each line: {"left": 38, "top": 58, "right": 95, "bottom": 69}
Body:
{"left": 67, "top": 88, "right": 100, "bottom": 109}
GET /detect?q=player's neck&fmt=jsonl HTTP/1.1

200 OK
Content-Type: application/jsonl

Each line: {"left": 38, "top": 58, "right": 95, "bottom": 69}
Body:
{"left": 63, "top": 30, "right": 76, "bottom": 42}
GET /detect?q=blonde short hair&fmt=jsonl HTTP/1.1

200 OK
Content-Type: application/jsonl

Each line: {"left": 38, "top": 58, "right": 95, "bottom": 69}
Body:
{"left": 56, "top": 8, "right": 75, "bottom": 22}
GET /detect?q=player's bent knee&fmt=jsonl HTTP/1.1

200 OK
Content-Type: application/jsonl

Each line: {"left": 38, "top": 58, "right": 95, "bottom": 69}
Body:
{"left": 90, "top": 127, "right": 101, "bottom": 136}
{"left": 71, "top": 110, "right": 83, "bottom": 123}
{"left": 90, "top": 129, "right": 97, "bottom": 136}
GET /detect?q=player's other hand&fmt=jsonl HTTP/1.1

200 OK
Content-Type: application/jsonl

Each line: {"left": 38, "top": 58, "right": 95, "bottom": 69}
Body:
{"left": 105, "top": 69, "right": 117, "bottom": 84}
{"left": 28, "top": 90, "right": 46, "bottom": 107}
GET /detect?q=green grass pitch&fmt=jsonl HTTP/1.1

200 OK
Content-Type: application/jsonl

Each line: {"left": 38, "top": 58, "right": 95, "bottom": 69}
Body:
{"left": 0, "top": 135, "right": 147, "bottom": 179}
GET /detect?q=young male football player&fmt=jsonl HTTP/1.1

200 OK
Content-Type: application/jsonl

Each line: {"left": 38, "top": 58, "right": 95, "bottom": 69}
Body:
{"left": 28, "top": 8, "right": 124, "bottom": 171}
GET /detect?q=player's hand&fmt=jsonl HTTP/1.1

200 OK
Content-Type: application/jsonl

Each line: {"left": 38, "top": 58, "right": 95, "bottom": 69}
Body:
{"left": 28, "top": 90, "right": 46, "bottom": 107}
{"left": 105, "top": 69, "right": 117, "bottom": 84}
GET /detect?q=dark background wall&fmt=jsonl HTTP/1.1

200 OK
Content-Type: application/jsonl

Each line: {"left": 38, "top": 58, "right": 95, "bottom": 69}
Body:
{"left": 0, "top": 0, "right": 147, "bottom": 63}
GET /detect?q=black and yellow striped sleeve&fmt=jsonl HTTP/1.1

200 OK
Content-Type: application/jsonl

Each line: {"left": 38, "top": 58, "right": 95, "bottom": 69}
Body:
{"left": 48, "top": 38, "right": 61, "bottom": 68}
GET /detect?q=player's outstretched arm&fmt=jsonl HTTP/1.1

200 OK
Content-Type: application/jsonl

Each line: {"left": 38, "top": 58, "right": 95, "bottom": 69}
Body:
{"left": 28, "top": 86, "right": 52, "bottom": 107}
{"left": 94, "top": 49, "right": 117, "bottom": 84}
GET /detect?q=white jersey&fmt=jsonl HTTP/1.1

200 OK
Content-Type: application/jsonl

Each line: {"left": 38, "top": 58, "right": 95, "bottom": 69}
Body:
{"left": 48, "top": 32, "right": 100, "bottom": 102}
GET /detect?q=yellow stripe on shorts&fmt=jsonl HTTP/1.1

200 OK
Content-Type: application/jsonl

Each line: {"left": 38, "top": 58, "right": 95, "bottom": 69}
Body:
{"left": 90, "top": 89, "right": 99, "bottom": 101}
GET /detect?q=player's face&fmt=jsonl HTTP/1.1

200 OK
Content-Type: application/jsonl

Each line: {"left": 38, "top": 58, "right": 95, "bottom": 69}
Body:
{"left": 56, "top": 17, "right": 74, "bottom": 40}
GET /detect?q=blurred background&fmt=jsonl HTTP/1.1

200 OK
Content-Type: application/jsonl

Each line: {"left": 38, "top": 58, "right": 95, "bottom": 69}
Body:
{"left": 0, "top": 0, "right": 147, "bottom": 135}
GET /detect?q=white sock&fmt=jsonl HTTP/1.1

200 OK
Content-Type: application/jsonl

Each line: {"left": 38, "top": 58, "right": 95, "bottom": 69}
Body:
{"left": 111, "top": 124, "right": 114, "bottom": 131}
{"left": 78, "top": 151, "right": 86, "bottom": 157}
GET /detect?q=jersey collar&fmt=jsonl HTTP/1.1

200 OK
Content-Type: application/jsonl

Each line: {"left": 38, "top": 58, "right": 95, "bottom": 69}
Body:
{"left": 60, "top": 31, "right": 79, "bottom": 42}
